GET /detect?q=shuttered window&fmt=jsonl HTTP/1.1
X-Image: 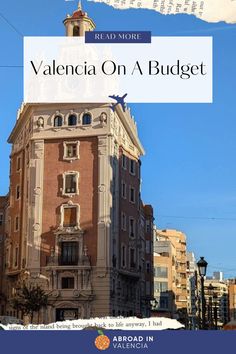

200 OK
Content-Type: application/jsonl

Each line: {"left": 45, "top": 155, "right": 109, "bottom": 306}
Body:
{"left": 63, "top": 207, "right": 77, "bottom": 227}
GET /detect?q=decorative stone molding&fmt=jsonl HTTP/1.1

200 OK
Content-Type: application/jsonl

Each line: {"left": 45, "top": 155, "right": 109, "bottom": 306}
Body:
{"left": 59, "top": 201, "right": 80, "bottom": 228}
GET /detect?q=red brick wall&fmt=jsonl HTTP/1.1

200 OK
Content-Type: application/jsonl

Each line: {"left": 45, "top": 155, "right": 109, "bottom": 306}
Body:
{"left": 41, "top": 137, "right": 98, "bottom": 266}
{"left": 8, "top": 151, "right": 24, "bottom": 271}
{"left": 119, "top": 147, "right": 140, "bottom": 268}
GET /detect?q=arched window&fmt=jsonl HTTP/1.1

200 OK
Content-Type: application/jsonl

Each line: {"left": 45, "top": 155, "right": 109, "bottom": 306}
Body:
{"left": 68, "top": 114, "right": 77, "bottom": 126}
{"left": 82, "top": 113, "right": 91, "bottom": 125}
{"left": 54, "top": 115, "right": 63, "bottom": 127}
{"left": 73, "top": 26, "right": 80, "bottom": 37}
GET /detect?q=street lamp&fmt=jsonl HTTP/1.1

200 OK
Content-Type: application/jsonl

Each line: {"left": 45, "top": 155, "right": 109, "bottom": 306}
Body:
{"left": 197, "top": 257, "right": 208, "bottom": 329}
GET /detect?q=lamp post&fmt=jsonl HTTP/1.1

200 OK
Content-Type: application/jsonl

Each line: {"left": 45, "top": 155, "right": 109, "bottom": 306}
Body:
{"left": 197, "top": 257, "right": 208, "bottom": 329}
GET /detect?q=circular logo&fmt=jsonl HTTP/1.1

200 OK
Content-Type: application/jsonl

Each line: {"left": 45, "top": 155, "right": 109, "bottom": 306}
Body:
{"left": 94, "top": 332, "right": 110, "bottom": 351}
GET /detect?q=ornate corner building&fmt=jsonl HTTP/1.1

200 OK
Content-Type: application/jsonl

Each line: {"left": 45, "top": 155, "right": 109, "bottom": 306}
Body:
{"left": 0, "top": 4, "right": 154, "bottom": 323}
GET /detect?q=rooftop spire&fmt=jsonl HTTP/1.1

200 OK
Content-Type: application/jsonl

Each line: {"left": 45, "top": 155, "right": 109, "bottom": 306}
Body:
{"left": 78, "top": 1, "right": 82, "bottom": 10}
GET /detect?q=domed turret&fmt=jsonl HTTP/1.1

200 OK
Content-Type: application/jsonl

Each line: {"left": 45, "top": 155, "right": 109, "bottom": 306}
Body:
{"left": 63, "top": 2, "right": 95, "bottom": 37}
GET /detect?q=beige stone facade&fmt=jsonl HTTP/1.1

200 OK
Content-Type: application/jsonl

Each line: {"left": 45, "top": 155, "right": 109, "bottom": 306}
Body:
{"left": 228, "top": 279, "right": 236, "bottom": 321}
{"left": 0, "top": 5, "right": 154, "bottom": 323}
{"left": 204, "top": 279, "right": 229, "bottom": 328}
{"left": 152, "top": 228, "right": 188, "bottom": 323}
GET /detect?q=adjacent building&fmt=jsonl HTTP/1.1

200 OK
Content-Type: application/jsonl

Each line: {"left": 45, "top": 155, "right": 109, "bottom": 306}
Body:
{"left": 0, "top": 4, "right": 153, "bottom": 323}
{"left": 204, "top": 279, "right": 229, "bottom": 328}
{"left": 152, "top": 228, "right": 188, "bottom": 324}
{"left": 0, "top": 196, "right": 8, "bottom": 315}
{"left": 186, "top": 252, "right": 198, "bottom": 329}
{"left": 227, "top": 279, "right": 236, "bottom": 321}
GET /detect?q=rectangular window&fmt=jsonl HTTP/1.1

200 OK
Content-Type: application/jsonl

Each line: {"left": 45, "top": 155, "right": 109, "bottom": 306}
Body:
{"left": 146, "top": 220, "right": 150, "bottom": 233}
{"left": 130, "top": 248, "right": 135, "bottom": 268}
{"left": 60, "top": 242, "right": 78, "bottom": 265}
{"left": 65, "top": 174, "right": 77, "bottom": 194}
{"left": 129, "top": 218, "right": 135, "bottom": 238}
{"left": 129, "top": 187, "right": 135, "bottom": 203}
{"left": 146, "top": 262, "right": 151, "bottom": 274}
{"left": 146, "top": 281, "right": 151, "bottom": 296}
{"left": 61, "top": 277, "right": 75, "bottom": 289}
{"left": 66, "top": 144, "right": 77, "bottom": 158}
{"left": 122, "top": 154, "right": 127, "bottom": 169}
{"left": 17, "top": 156, "right": 21, "bottom": 171}
{"left": 121, "top": 245, "right": 126, "bottom": 268}
{"left": 121, "top": 181, "right": 127, "bottom": 199}
{"left": 146, "top": 240, "right": 150, "bottom": 254}
{"left": 15, "top": 216, "right": 19, "bottom": 232}
{"left": 129, "top": 159, "right": 136, "bottom": 175}
{"left": 14, "top": 247, "right": 19, "bottom": 268}
{"left": 121, "top": 212, "right": 126, "bottom": 231}
{"left": 154, "top": 281, "right": 168, "bottom": 293}
{"left": 155, "top": 267, "right": 168, "bottom": 278}
{"left": 0, "top": 213, "right": 3, "bottom": 226}
{"left": 63, "top": 141, "right": 79, "bottom": 160}
{"left": 63, "top": 207, "right": 77, "bottom": 227}
{"left": 160, "top": 296, "right": 169, "bottom": 309}
{"left": 16, "top": 185, "right": 20, "bottom": 200}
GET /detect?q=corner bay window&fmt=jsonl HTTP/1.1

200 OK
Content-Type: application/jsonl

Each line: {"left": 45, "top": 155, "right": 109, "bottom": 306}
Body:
{"left": 60, "top": 242, "right": 78, "bottom": 265}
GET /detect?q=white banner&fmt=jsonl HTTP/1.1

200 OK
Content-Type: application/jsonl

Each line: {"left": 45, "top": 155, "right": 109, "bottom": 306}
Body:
{"left": 24, "top": 36, "right": 212, "bottom": 103}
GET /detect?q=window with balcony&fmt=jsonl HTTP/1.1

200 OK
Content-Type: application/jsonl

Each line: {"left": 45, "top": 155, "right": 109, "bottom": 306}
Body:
{"left": 61, "top": 277, "right": 75, "bottom": 289}
{"left": 60, "top": 242, "right": 78, "bottom": 265}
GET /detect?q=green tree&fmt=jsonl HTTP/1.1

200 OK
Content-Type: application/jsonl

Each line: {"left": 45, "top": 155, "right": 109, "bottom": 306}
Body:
{"left": 12, "top": 284, "right": 48, "bottom": 324}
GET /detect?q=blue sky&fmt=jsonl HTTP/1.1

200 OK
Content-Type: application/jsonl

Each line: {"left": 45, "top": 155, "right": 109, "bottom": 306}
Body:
{"left": 0, "top": 0, "right": 236, "bottom": 277}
